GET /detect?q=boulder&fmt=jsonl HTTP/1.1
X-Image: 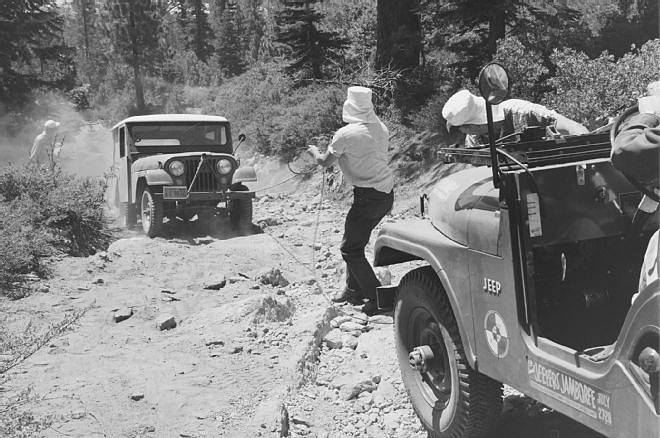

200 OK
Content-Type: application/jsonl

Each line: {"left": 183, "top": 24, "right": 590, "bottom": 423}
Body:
{"left": 113, "top": 307, "right": 133, "bottom": 323}
{"left": 323, "top": 329, "right": 343, "bottom": 350}
{"left": 156, "top": 314, "right": 177, "bottom": 331}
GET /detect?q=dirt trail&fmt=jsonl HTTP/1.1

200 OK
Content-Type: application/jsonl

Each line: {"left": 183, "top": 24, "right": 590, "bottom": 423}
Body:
{"left": 1, "top": 172, "right": 602, "bottom": 438}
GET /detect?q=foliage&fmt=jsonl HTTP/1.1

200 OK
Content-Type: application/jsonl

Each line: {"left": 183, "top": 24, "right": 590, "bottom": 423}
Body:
{"left": 212, "top": 7, "right": 248, "bottom": 77}
{"left": 276, "top": 0, "right": 347, "bottom": 79}
{"left": 493, "top": 36, "right": 549, "bottom": 102}
{"left": 543, "top": 38, "right": 660, "bottom": 128}
{"left": 0, "top": 165, "right": 110, "bottom": 296}
{"left": 0, "top": 0, "right": 66, "bottom": 106}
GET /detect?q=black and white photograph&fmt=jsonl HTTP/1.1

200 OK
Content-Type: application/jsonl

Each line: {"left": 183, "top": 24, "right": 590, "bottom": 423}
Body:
{"left": 0, "top": 0, "right": 658, "bottom": 437}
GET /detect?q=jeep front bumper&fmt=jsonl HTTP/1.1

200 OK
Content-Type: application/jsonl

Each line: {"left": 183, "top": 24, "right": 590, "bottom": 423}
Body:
{"left": 157, "top": 186, "right": 255, "bottom": 202}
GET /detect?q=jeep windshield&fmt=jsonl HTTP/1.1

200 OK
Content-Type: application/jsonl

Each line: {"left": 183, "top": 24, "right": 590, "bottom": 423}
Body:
{"left": 127, "top": 122, "right": 231, "bottom": 154}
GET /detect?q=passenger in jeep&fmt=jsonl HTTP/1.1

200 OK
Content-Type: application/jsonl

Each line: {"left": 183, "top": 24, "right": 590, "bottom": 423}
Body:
{"left": 612, "top": 80, "right": 660, "bottom": 299}
{"left": 442, "top": 89, "right": 589, "bottom": 147}
{"left": 307, "top": 86, "right": 394, "bottom": 316}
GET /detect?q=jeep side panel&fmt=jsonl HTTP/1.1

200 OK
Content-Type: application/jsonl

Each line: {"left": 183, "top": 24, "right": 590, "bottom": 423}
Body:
{"left": 131, "top": 169, "right": 174, "bottom": 203}
{"left": 374, "top": 219, "right": 477, "bottom": 366}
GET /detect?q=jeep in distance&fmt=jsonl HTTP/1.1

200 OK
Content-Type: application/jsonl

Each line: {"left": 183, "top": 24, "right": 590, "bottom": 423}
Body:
{"left": 110, "top": 114, "right": 257, "bottom": 237}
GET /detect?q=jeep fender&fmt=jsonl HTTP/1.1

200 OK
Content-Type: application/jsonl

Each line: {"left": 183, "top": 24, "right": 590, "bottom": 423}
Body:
{"left": 131, "top": 169, "right": 174, "bottom": 203}
{"left": 233, "top": 165, "right": 257, "bottom": 183}
{"left": 374, "top": 219, "right": 477, "bottom": 367}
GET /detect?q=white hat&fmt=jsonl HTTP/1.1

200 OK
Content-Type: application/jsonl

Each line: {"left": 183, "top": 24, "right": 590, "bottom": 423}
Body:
{"left": 442, "top": 89, "right": 504, "bottom": 132}
{"left": 638, "top": 80, "right": 660, "bottom": 116}
{"left": 343, "top": 86, "right": 379, "bottom": 124}
{"left": 44, "top": 120, "right": 60, "bottom": 129}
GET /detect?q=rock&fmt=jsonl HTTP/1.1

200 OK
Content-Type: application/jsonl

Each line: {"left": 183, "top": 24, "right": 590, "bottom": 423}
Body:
{"left": 37, "top": 284, "right": 50, "bottom": 293}
{"left": 330, "top": 315, "right": 352, "bottom": 328}
{"left": 368, "top": 314, "right": 394, "bottom": 325}
{"left": 339, "top": 380, "right": 377, "bottom": 401}
{"left": 130, "top": 392, "right": 145, "bottom": 401}
{"left": 383, "top": 411, "right": 402, "bottom": 431}
{"left": 373, "top": 380, "right": 397, "bottom": 408}
{"left": 374, "top": 267, "right": 392, "bottom": 286}
{"left": 205, "top": 340, "right": 224, "bottom": 346}
{"left": 323, "top": 329, "right": 343, "bottom": 350}
{"left": 92, "top": 278, "right": 104, "bottom": 285}
{"left": 371, "top": 375, "right": 382, "bottom": 384}
{"left": 156, "top": 315, "right": 177, "bottom": 331}
{"left": 113, "top": 307, "right": 133, "bottom": 323}
{"left": 257, "top": 217, "right": 280, "bottom": 227}
{"left": 161, "top": 289, "right": 176, "bottom": 295}
{"left": 366, "top": 425, "right": 388, "bottom": 438}
{"left": 258, "top": 268, "right": 290, "bottom": 287}
{"left": 343, "top": 337, "right": 358, "bottom": 350}
{"left": 253, "top": 399, "right": 289, "bottom": 436}
{"left": 77, "top": 285, "right": 90, "bottom": 291}
{"left": 204, "top": 274, "right": 227, "bottom": 290}
{"left": 291, "top": 417, "right": 312, "bottom": 427}
{"left": 339, "top": 321, "right": 365, "bottom": 332}
{"left": 230, "top": 345, "right": 243, "bottom": 354}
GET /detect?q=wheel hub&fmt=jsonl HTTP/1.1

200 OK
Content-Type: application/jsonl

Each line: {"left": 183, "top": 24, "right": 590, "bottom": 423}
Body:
{"left": 409, "top": 345, "right": 435, "bottom": 372}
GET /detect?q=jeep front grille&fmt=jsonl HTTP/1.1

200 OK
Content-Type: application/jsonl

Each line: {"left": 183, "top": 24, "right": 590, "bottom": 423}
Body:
{"left": 184, "top": 158, "right": 218, "bottom": 192}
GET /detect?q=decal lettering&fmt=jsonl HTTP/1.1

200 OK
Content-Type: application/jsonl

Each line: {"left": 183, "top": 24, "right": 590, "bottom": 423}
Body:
{"left": 526, "top": 193, "right": 543, "bottom": 237}
{"left": 482, "top": 278, "right": 502, "bottom": 296}
{"left": 527, "top": 358, "right": 612, "bottom": 427}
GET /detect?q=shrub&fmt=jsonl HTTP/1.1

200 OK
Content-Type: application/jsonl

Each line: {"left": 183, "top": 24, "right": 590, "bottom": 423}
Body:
{"left": 0, "top": 165, "right": 110, "bottom": 296}
{"left": 543, "top": 38, "right": 660, "bottom": 127}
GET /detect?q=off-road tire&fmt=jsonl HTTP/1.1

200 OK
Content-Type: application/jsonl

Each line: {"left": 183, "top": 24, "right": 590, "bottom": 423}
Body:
{"left": 140, "top": 187, "right": 164, "bottom": 238}
{"left": 230, "top": 184, "right": 253, "bottom": 231}
{"left": 395, "top": 266, "right": 502, "bottom": 438}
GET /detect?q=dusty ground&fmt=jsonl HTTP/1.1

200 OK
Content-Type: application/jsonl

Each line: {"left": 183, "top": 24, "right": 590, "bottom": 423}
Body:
{"left": 0, "top": 169, "right": 602, "bottom": 438}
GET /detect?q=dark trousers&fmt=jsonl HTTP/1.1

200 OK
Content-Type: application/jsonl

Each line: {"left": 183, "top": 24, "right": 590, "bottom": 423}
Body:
{"left": 340, "top": 186, "right": 394, "bottom": 300}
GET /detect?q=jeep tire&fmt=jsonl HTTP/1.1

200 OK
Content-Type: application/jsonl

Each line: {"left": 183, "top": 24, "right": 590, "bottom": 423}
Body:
{"left": 229, "top": 184, "right": 253, "bottom": 232}
{"left": 395, "top": 266, "right": 502, "bottom": 438}
{"left": 140, "top": 187, "right": 164, "bottom": 238}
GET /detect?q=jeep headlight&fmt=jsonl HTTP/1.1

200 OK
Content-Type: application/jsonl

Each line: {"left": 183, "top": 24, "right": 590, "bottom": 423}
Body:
{"left": 216, "top": 159, "right": 233, "bottom": 175}
{"left": 168, "top": 160, "right": 185, "bottom": 177}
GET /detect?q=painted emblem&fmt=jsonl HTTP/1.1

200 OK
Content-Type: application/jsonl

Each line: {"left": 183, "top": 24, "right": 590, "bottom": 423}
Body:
{"left": 484, "top": 310, "right": 509, "bottom": 358}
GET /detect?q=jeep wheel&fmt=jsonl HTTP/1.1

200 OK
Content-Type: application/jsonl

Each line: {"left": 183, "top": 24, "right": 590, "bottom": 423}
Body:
{"left": 140, "top": 187, "right": 164, "bottom": 238}
{"left": 230, "top": 184, "right": 253, "bottom": 231}
{"left": 395, "top": 266, "right": 502, "bottom": 438}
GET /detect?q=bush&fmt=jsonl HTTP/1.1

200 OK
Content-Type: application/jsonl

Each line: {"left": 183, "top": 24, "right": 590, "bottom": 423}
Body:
{"left": 0, "top": 165, "right": 110, "bottom": 296}
{"left": 543, "top": 38, "right": 660, "bottom": 127}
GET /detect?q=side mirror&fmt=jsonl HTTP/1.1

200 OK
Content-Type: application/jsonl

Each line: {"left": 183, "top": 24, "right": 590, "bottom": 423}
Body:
{"left": 233, "top": 133, "right": 247, "bottom": 154}
{"left": 478, "top": 63, "right": 510, "bottom": 105}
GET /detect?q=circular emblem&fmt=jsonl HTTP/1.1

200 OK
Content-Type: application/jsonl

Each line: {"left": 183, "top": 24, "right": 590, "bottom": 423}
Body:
{"left": 484, "top": 310, "right": 509, "bottom": 358}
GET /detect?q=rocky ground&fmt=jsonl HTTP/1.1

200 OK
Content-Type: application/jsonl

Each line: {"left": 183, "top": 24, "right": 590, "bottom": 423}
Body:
{"left": 0, "top": 169, "right": 602, "bottom": 438}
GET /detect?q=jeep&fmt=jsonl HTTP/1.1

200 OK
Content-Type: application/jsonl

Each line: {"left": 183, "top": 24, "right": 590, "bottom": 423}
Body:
{"left": 110, "top": 114, "right": 257, "bottom": 237}
{"left": 373, "top": 64, "right": 659, "bottom": 437}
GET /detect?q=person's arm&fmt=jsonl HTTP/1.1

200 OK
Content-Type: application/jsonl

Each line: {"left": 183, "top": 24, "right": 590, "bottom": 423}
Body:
{"left": 554, "top": 114, "right": 590, "bottom": 135}
{"left": 612, "top": 113, "right": 660, "bottom": 187}
{"left": 29, "top": 136, "right": 42, "bottom": 161}
{"left": 307, "top": 145, "right": 337, "bottom": 167}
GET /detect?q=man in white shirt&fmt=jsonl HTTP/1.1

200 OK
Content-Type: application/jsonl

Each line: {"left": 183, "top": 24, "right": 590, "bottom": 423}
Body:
{"left": 442, "top": 89, "right": 589, "bottom": 147}
{"left": 29, "top": 119, "right": 62, "bottom": 167}
{"left": 308, "top": 86, "right": 394, "bottom": 315}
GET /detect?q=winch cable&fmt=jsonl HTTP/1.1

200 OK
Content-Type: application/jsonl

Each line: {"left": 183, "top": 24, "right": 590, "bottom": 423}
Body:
{"left": 187, "top": 155, "right": 207, "bottom": 197}
{"left": 261, "top": 166, "right": 393, "bottom": 326}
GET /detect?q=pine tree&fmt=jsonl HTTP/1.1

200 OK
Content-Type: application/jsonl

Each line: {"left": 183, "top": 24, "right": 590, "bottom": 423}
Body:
{"left": 0, "top": 0, "right": 66, "bottom": 105}
{"left": 427, "top": 0, "right": 583, "bottom": 80}
{"left": 106, "top": 0, "right": 161, "bottom": 113}
{"left": 210, "top": 1, "right": 247, "bottom": 77}
{"left": 375, "top": 0, "right": 422, "bottom": 71}
{"left": 276, "top": 0, "right": 347, "bottom": 78}
{"left": 174, "top": 0, "right": 214, "bottom": 62}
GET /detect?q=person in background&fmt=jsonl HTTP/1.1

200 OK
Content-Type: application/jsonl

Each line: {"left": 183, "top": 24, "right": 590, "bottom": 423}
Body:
{"left": 442, "top": 89, "right": 589, "bottom": 147}
{"left": 307, "top": 86, "right": 394, "bottom": 316}
{"left": 611, "top": 80, "right": 660, "bottom": 299}
{"left": 29, "top": 119, "right": 62, "bottom": 167}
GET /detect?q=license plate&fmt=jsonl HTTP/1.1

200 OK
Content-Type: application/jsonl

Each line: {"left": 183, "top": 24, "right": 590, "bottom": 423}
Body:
{"left": 163, "top": 186, "right": 188, "bottom": 200}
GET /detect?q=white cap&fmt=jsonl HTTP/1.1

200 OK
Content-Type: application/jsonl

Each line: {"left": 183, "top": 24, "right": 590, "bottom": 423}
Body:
{"left": 44, "top": 120, "right": 60, "bottom": 129}
{"left": 639, "top": 80, "right": 660, "bottom": 116}
{"left": 442, "top": 90, "right": 504, "bottom": 132}
{"left": 343, "top": 86, "right": 379, "bottom": 124}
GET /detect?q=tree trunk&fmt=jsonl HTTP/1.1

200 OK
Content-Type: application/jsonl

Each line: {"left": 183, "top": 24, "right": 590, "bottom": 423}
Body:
{"left": 193, "top": 0, "right": 206, "bottom": 61}
{"left": 128, "top": 4, "right": 146, "bottom": 113}
{"left": 375, "top": 0, "right": 422, "bottom": 71}
{"left": 488, "top": 7, "right": 506, "bottom": 56}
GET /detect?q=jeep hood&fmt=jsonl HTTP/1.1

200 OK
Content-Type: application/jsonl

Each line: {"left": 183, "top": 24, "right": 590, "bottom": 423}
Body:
{"left": 428, "top": 165, "right": 498, "bottom": 248}
{"left": 132, "top": 152, "right": 233, "bottom": 172}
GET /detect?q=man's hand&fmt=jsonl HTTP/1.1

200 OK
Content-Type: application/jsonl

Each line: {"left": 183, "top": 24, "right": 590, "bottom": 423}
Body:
{"left": 307, "top": 145, "right": 319, "bottom": 159}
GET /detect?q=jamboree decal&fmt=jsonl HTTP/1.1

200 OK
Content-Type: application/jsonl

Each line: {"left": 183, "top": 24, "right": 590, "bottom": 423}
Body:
{"left": 528, "top": 358, "right": 612, "bottom": 427}
{"left": 484, "top": 310, "right": 508, "bottom": 358}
